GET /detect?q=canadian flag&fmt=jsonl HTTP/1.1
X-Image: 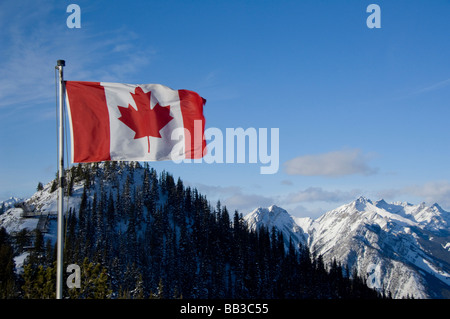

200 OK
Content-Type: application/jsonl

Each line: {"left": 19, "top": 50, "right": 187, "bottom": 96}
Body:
{"left": 65, "top": 81, "right": 206, "bottom": 163}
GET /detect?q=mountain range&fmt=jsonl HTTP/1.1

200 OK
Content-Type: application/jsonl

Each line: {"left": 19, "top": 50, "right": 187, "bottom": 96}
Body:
{"left": 244, "top": 198, "right": 450, "bottom": 298}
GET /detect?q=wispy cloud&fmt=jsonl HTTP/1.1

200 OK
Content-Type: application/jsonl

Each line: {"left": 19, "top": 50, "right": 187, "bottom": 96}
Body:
{"left": 374, "top": 180, "right": 450, "bottom": 210}
{"left": 284, "top": 149, "right": 378, "bottom": 177}
{"left": 281, "top": 179, "right": 293, "bottom": 186}
{"left": 413, "top": 78, "right": 450, "bottom": 95}
{"left": 189, "top": 182, "right": 275, "bottom": 213}
{"left": 191, "top": 181, "right": 363, "bottom": 215}
{"left": 224, "top": 193, "right": 274, "bottom": 212}
{"left": 0, "top": 2, "right": 154, "bottom": 112}
{"left": 395, "top": 77, "right": 450, "bottom": 101}
{"left": 285, "top": 187, "right": 361, "bottom": 204}
{"left": 403, "top": 181, "right": 450, "bottom": 209}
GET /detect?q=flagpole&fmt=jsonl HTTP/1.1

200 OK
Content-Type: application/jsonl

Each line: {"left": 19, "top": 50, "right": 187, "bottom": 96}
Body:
{"left": 55, "top": 59, "right": 65, "bottom": 299}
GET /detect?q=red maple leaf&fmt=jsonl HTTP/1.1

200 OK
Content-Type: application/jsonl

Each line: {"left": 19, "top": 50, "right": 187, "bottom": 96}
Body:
{"left": 118, "top": 87, "right": 173, "bottom": 153}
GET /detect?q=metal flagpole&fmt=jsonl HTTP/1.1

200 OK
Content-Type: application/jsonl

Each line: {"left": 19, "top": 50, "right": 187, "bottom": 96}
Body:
{"left": 55, "top": 59, "right": 65, "bottom": 299}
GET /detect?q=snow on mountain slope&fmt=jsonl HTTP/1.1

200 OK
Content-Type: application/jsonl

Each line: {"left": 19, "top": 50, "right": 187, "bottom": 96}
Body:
{"left": 0, "top": 207, "right": 38, "bottom": 234}
{"left": 245, "top": 197, "right": 450, "bottom": 299}
{"left": 245, "top": 205, "right": 308, "bottom": 248}
{"left": 0, "top": 197, "right": 24, "bottom": 210}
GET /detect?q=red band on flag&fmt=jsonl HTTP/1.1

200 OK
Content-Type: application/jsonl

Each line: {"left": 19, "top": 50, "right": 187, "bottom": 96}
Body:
{"left": 179, "top": 90, "right": 207, "bottom": 159}
{"left": 66, "top": 81, "right": 111, "bottom": 162}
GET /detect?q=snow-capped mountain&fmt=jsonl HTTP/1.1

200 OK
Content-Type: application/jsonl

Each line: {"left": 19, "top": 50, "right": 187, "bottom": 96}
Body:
{"left": 245, "top": 197, "right": 450, "bottom": 299}
{"left": 0, "top": 197, "right": 24, "bottom": 211}
{"left": 244, "top": 205, "right": 308, "bottom": 249}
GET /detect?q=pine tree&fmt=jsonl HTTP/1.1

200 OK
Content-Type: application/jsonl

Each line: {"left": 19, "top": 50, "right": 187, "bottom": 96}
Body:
{"left": 131, "top": 273, "right": 145, "bottom": 299}
{"left": 151, "top": 278, "right": 164, "bottom": 299}
{"left": 50, "top": 179, "right": 57, "bottom": 193}
{"left": 0, "top": 227, "right": 16, "bottom": 298}
{"left": 94, "top": 266, "right": 112, "bottom": 299}
{"left": 42, "top": 265, "right": 55, "bottom": 298}
{"left": 21, "top": 264, "right": 36, "bottom": 298}
{"left": 15, "top": 228, "right": 31, "bottom": 251}
{"left": 27, "top": 229, "right": 45, "bottom": 266}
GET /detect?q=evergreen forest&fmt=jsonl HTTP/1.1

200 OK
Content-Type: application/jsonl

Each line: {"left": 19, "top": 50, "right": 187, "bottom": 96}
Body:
{"left": 0, "top": 162, "right": 387, "bottom": 299}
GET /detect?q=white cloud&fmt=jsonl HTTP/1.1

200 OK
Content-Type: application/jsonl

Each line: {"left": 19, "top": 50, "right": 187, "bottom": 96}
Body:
{"left": 285, "top": 187, "right": 361, "bottom": 204}
{"left": 373, "top": 181, "right": 450, "bottom": 210}
{"left": 189, "top": 182, "right": 275, "bottom": 214}
{"left": 284, "top": 149, "right": 378, "bottom": 177}
{"left": 404, "top": 181, "right": 450, "bottom": 209}
{"left": 224, "top": 193, "right": 274, "bottom": 212}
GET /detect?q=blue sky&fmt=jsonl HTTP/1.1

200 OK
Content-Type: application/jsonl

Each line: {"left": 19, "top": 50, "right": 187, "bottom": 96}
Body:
{"left": 1, "top": 0, "right": 449, "bottom": 218}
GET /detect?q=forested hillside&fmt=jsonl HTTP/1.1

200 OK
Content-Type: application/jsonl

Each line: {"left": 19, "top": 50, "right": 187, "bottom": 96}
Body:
{"left": 1, "top": 162, "right": 385, "bottom": 299}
